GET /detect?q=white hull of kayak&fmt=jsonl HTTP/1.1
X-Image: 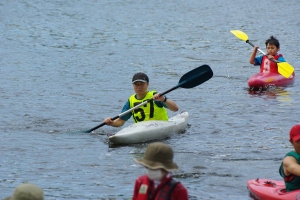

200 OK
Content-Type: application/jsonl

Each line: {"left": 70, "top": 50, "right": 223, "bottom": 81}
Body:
{"left": 108, "top": 111, "right": 189, "bottom": 144}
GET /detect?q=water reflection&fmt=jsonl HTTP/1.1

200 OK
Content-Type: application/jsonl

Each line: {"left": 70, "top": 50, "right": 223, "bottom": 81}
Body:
{"left": 247, "top": 86, "right": 292, "bottom": 104}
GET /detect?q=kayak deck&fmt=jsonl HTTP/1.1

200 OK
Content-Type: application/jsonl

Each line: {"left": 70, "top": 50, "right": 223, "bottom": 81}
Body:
{"left": 108, "top": 111, "right": 189, "bottom": 144}
{"left": 247, "top": 178, "right": 300, "bottom": 200}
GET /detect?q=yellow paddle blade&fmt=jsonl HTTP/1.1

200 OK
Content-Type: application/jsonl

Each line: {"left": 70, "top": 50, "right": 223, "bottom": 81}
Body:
{"left": 230, "top": 30, "right": 248, "bottom": 42}
{"left": 277, "top": 62, "right": 294, "bottom": 78}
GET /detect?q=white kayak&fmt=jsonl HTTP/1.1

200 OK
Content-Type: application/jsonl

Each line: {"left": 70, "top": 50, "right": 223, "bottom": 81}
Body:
{"left": 108, "top": 111, "right": 189, "bottom": 144}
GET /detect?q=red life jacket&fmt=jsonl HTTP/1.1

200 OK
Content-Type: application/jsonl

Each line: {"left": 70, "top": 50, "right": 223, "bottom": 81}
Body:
{"left": 135, "top": 176, "right": 178, "bottom": 200}
{"left": 135, "top": 177, "right": 149, "bottom": 200}
{"left": 260, "top": 54, "right": 282, "bottom": 74}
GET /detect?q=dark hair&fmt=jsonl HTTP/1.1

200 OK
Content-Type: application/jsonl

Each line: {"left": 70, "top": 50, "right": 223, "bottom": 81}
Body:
{"left": 265, "top": 36, "right": 280, "bottom": 48}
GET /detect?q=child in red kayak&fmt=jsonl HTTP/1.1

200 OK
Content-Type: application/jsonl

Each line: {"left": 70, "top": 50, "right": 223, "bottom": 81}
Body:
{"left": 279, "top": 125, "right": 300, "bottom": 192}
{"left": 132, "top": 142, "right": 188, "bottom": 200}
{"left": 249, "top": 36, "right": 286, "bottom": 74}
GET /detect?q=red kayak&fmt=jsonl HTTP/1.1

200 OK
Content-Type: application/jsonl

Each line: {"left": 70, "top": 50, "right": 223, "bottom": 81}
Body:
{"left": 247, "top": 178, "right": 300, "bottom": 200}
{"left": 248, "top": 72, "right": 295, "bottom": 89}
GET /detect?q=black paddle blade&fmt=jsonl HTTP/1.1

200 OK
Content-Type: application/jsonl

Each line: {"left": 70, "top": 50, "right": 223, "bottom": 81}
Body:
{"left": 178, "top": 65, "right": 213, "bottom": 88}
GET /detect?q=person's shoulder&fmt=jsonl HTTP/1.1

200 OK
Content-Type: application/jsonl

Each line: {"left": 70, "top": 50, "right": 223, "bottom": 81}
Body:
{"left": 283, "top": 155, "right": 297, "bottom": 166}
{"left": 136, "top": 174, "right": 148, "bottom": 181}
{"left": 171, "top": 181, "right": 189, "bottom": 199}
{"left": 174, "top": 181, "right": 188, "bottom": 190}
{"left": 170, "top": 178, "right": 188, "bottom": 191}
{"left": 122, "top": 100, "right": 130, "bottom": 110}
{"left": 134, "top": 174, "right": 148, "bottom": 185}
{"left": 254, "top": 55, "right": 263, "bottom": 65}
{"left": 256, "top": 55, "right": 263, "bottom": 60}
{"left": 283, "top": 151, "right": 299, "bottom": 164}
{"left": 286, "top": 151, "right": 299, "bottom": 157}
{"left": 129, "top": 93, "right": 136, "bottom": 99}
{"left": 277, "top": 54, "right": 285, "bottom": 61}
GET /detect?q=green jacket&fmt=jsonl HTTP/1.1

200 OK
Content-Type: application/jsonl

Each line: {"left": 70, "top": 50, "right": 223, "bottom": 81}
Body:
{"left": 279, "top": 151, "right": 300, "bottom": 192}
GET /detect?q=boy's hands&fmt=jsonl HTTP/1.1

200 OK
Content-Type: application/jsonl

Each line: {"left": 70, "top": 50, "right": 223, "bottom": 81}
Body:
{"left": 153, "top": 93, "right": 165, "bottom": 102}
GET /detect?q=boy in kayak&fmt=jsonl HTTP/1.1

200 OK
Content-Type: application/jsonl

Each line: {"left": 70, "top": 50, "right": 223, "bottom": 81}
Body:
{"left": 279, "top": 124, "right": 300, "bottom": 192}
{"left": 132, "top": 142, "right": 188, "bottom": 200}
{"left": 104, "top": 72, "right": 179, "bottom": 127}
{"left": 249, "top": 36, "right": 285, "bottom": 74}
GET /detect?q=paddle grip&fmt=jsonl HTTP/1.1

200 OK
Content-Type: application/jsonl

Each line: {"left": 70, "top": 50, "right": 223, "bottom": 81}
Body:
{"left": 247, "top": 40, "right": 267, "bottom": 55}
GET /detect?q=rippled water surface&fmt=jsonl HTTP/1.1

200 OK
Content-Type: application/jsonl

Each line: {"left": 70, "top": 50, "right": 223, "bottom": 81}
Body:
{"left": 1, "top": 0, "right": 300, "bottom": 199}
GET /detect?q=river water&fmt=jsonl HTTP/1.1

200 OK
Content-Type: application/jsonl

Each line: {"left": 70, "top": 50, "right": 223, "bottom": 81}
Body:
{"left": 1, "top": 0, "right": 300, "bottom": 199}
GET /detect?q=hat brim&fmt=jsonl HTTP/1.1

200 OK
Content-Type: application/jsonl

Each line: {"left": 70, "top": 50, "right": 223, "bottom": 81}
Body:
{"left": 132, "top": 79, "right": 148, "bottom": 84}
{"left": 134, "top": 158, "right": 178, "bottom": 172}
{"left": 291, "top": 134, "right": 300, "bottom": 142}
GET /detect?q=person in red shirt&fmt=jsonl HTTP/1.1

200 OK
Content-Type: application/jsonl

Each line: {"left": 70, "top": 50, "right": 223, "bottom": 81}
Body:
{"left": 132, "top": 142, "right": 188, "bottom": 200}
{"left": 249, "top": 36, "right": 285, "bottom": 74}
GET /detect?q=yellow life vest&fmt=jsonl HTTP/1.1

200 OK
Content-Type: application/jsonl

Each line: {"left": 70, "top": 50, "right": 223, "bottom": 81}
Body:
{"left": 129, "top": 91, "right": 168, "bottom": 123}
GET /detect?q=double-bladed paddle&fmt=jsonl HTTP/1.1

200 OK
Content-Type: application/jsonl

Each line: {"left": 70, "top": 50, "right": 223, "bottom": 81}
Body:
{"left": 230, "top": 30, "right": 294, "bottom": 78}
{"left": 83, "top": 64, "right": 213, "bottom": 133}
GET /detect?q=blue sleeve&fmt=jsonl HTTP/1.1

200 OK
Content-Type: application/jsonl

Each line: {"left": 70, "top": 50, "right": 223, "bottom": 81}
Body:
{"left": 254, "top": 55, "right": 263, "bottom": 66}
{"left": 161, "top": 95, "right": 168, "bottom": 108}
{"left": 155, "top": 100, "right": 167, "bottom": 108}
{"left": 119, "top": 100, "right": 132, "bottom": 121}
{"left": 278, "top": 57, "right": 285, "bottom": 62}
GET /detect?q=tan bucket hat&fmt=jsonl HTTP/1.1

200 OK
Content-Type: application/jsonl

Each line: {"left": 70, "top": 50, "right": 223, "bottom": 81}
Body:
{"left": 4, "top": 183, "right": 44, "bottom": 200}
{"left": 134, "top": 142, "right": 178, "bottom": 171}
